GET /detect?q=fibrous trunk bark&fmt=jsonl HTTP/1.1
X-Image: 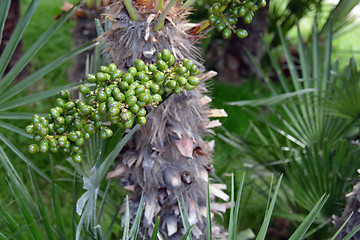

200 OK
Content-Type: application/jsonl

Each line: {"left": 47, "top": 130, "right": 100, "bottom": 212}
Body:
{"left": 103, "top": 1, "right": 228, "bottom": 239}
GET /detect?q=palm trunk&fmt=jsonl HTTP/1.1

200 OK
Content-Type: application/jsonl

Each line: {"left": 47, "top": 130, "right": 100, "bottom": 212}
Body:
{"left": 103, "top": 1, "right": 228, "bottom": 239}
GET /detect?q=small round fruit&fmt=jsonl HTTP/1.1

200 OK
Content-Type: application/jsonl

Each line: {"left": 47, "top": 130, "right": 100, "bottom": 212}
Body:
{"left": 216, "top": 22, "right": 226, "bottom": 32}
{"left": 123, "top": 118, "right": 134, "bottom": 129}
{"left": 84, "top": 124, "right": 95, "bottom": 135}
{"left": 176, "top": 66, "right": 187, "bottom": 75}
{"left": 239, "top": 6, "right": 247, "bottom": 17}
{"left": 135, "top": 72, "right": 147, "bottom": 82}
{"left": 166, "top": 80, "right": 177, "bottom": 89}
{"left": 99, "top": 102, "right": 107, "bottom": 115}
{"left": 114, "top": 92, "right": 125, "bottom": 102}
{"left": 185, "top": 83, "right": 196, "bottom": 90}
{"left": 28, "top": 144, "right": 39, "bottom": 154}
{"left": 100, "top": 65, "right": 111, "bottom": 74}
{"left": 236, "top": 29, "right": 248, "bottom": 38}
{"left": 209, "top": 14, "right": 218, "bottom": 24}
{"left": 33, "top": 134, "right": 42, "bottom": 142}
{"left": 119, "top": 81, "right": 129, "bottom": 91}
{"left": 96, "top": 72, "right": 108, "bottom": 82}
{"left": 75, "top": 137, "right": 85, "bottom": 147}
{"left": 222, "top": 27, "right": 232, "bottom": 39}
{"left": 65, "top": 115, "right": 74, "bottom": 125}
{"left": 138, "top": 93, "right": 151, "bottom": 103}
{"left": 38, "top": 127, "right": 49, "bottom": 137}
{"left": 120, "top": 110, "right": 133, "bottom": 122}
{"left": 74, "top": 119, "right": 83, "bottom": 130}
{"left": 127, "top": 67, "right": 137, "bottom": 76}
{"left": 111, "top": 69, "right": 123, "bottom": 80}
{"left": 135, "top": 85, "right": 146, "bottom": 95}
{"left": 79, "top": 85, "right": 90, "bottom": 95}
{"left": 154, "top": 72, "right": 165, "bottom": 83}
{"left": 97, "top": 90, "right": 107, "bottom": 102}
{"left": 86, "top": 74, "right": 97, "bottom": 83}
{"left": 161, "top": 49, "right": 171, "bottom": 62}
{"left": 25, "top": 125, "right": 35, "bottom": 134}
{"left": 126, "top": 96, "right": 138, "bottom": 107}
{"left": 137, "top": 101, "right": 146, "bottom": 107}
{"left": 122, "top": 73, "right": 134, "bottom": 84}
{"left": 50, "top": 108, "right": 60, "bottom": 119}
{"left": 148, "top": 64, "right": 157, "bottom": 72}
{"left": 136, "top": 108, "right": 146, "bottom": 117}
{"left": 72, "top": 154, "right": 82, "bottom": 163}
{"left": 125, "top": 89, "right": 135, "bottom": 99}
{"left": 48, "top": 138, "right": 57, "bottom": 148}
{"left": 168, "top": 55, "right": 175, "bottom": 66}
{"left": 56, "top": 98, "right": 65, "bottom": 107}
{"left": 151, "top": 94, "right": 162, "bottom": 103}
{"left": 56, "top": 126, "right": 66, "bottom": 135}
{"left": 157, "top": 60, "right": 168, "bottom": 71}
{"left": 64, "top": 101, "right": 75, "bottom": 110}
{"left": 150, "top": 83, "right": 160, "bottom": 93}
{"left": 105, "top": 128, "right": 113, "bottom": 138}
{"left": 109, "top": 106, "right": 120, "bottom": 116}
{"left": 134, "top": 59, "right": 146, "bottom": 71}
{"left": 39, "top": 140, "right": 49, "bottom": 153}
{"left": 228, "top": 16, "right": 238, "bottom": 25}
{"left": 129, "top": 104, "right": 140, "bottom": 114}
{"left": 68, "top": 131, "right": 78, "bottom": 142}
{"left": 55, "top": 117, "right": 65, "bottom": 125}
{"left": 80, "top": 105, "right": 92, "bottom": 115}
{"left": 187, "top": 76, "right": 200, "bottom": 86}
{"left": 136, "top": 117, "right": 146, "bottom": 125}
{"left": 177, "top": 76, "right": 187, "bottom": 86}
{"left": 183, "top": 59, "right": 193, "bottom": 70}
{"left": 244, "top": 12, "right": 253, "bottom": 24}
{"left": 212, "top": 3, "right": 220, "bottom": 13}
{"left": 58, "top": 136, "right": 67, "bottom": 147}
{"left": 173, "top": 86, "right": 182, "bottom": 94}
{"left": 108, "top": 63, "right": 117, "bottom": 72}
{"left": 49, "top": 146, "right": 59, "bottom": 153}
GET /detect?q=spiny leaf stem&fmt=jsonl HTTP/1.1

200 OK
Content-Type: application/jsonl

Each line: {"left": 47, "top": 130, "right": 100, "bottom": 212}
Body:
{"left": 157, "top": 0, "right": 164, "bottom": 11}
{"left": 123, "top": 0, "right": 139, "bottom": 21}
{"left": 153, "top": 0, "right": 179, "bottom": 32}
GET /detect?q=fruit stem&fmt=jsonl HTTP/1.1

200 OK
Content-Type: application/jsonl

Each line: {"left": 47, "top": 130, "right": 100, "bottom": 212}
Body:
{"left": 153, "top": 0, "right": 179, "bottom": 32}
{"left": 123, "top": 0, "right": 139, "bottom": 21}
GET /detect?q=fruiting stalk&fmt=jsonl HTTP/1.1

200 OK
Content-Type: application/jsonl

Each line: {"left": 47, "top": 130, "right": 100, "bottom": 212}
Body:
{"left": 123, "top": 0, "right": 139, "bottom": 21}
{"left": 153, "top": 0, "right": 179, "bottom": 32}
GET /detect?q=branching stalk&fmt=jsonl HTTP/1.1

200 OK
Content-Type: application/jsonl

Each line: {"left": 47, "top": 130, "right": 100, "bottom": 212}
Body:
{"left": 153, "top": 0, "right": 179, "bottom": 32}
{"left": 123, "top": 0, "right": 139, "bottom": 21}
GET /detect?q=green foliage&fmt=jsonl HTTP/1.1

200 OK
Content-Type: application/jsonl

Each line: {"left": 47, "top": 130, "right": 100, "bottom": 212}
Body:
{"left": 223, "top": 17, "right": 360, "bottom": 237}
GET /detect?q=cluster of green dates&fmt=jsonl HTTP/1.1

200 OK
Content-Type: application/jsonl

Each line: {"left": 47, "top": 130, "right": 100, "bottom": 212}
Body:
{"left": 208, "top": 0, "right": 266, "bottom": 39}
{"left": 26, "top": 50, "right": 200, "bottom": 163}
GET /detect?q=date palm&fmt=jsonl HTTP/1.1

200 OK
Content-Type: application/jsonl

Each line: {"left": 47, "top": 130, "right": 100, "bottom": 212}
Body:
{"left": 101, "top": 0, "right": 228, "bottom": 239}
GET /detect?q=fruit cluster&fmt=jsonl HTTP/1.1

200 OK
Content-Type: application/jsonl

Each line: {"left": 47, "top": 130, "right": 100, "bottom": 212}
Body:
{"left": 26, "top": 50, "right": 200, "bottom": 163}
{"left": 208, "top": 0, "right": 266, "bottom": 39}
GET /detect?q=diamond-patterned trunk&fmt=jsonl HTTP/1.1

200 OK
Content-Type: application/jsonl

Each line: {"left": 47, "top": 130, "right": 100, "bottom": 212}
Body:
{"left": 103, "top": 1, "right": 228, "bottom": 239}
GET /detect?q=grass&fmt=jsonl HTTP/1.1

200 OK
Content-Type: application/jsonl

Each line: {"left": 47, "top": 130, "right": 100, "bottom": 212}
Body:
{"left": 20, "top": 0, "right": 78, "bottom": 89}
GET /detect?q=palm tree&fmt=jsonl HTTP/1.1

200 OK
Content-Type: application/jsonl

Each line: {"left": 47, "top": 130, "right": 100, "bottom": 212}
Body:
{"left": 102, "top": 0, "right": 228, "bottom": 239}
